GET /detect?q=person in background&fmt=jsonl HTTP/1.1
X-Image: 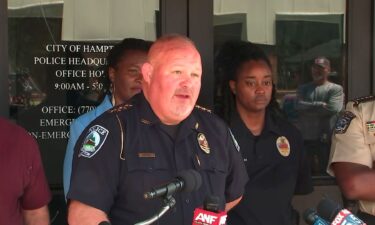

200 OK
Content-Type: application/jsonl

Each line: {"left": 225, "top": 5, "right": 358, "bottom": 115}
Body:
{"left": 296, "top": 56, "right": 344, "bottom": 175}
{"left": 0, "top": 117, "right": 51, "bottom": 225}
{"left": 63, "top": 38, "right": 152, "bottom": 198}
{"left": 67, "top": 34, "right": 248, "bottom": 225}
{"left": 215, "top": 40, "right": 313, "bottom": 225}
{"left": 328, "top": 96, "right": 375, "bottom": 224}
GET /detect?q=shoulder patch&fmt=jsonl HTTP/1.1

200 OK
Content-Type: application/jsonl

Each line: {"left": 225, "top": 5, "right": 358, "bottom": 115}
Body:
{"left": 334, "top": 111, "right": 356, "bottom": 134}
{"left": 109, "top": 103, "right": 133, "bottom": 113}
{"left": 79, "top": 125, "right": 109, "bottom": 158}
{"left": 195, "top": 105, "right": 212, "bottom": 113}
{"left": 352, "top": 95, "right": 375, "bottom": 107}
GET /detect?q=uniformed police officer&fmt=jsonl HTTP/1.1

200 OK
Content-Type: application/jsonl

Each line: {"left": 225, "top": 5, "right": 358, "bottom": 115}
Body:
{"left": 328, "top": 96, "right": 375, "bottom": 223}
{"left": 67, "top": 34, "right": 248, "bottom": 225}
{"left": 215, "top": 40, "right": 313, "bottom": 225}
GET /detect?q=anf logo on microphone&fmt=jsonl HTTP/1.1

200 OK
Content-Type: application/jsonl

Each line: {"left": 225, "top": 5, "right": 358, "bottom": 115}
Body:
{"left": 192, "top": 208, "right": 227, "bottom": 225}
{"left": 195, "top": 213, "right": 217, "bottom": 224}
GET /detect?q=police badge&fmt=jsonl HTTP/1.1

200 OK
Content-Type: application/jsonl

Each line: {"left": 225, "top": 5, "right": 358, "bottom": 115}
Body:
{"left": 276, "top": 136, "right": 290, "bottom": 157}
{"left": 197, "top": 133, "right": 210, "bottom": 154}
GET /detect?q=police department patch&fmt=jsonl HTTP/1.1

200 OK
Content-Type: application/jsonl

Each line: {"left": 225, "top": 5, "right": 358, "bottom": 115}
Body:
{"left": 334, "top": 111, "right": 356, "bottom": 134}
{"left": 79, "top": 125, "right": 109, "bottom": 158}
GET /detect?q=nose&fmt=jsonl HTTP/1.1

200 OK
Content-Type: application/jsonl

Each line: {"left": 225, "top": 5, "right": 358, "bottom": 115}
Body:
{"left": 181, "top": 78, "right": 193, "bottom": 89}
{"left": 135, "top": 71, "right": 143, "bottom": 83}
{"left": 255, "top": 84, "right": 265, "bottom": 94}
{"left": 180, "top": 73, "right": 193, "bottom": 88}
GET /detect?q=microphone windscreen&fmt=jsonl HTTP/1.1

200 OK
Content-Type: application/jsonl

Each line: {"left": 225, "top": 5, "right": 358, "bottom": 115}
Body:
{"left": 204, "top": 195, "right": 220, "bottom": 212}
{"left": 317, "top": 198, "right": 342, "bottom": 221}
{"left": 177, "top": 169, "right": 202, "bottom": 193}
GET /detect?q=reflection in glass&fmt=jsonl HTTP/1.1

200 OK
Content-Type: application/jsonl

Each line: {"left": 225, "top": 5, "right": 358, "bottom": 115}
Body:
{"left": 62, "top": 0, "right": 158, "bottom": 41}
{"left": 8, "top": 0, "right": 159, "bottom": 222}
{"left": 213, "top": 0, "right": 346, "bottom": 177}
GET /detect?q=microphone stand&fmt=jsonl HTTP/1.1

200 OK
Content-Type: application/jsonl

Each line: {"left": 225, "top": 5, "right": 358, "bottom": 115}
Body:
{"left": 134, "top": 195, "right": 176, "bottom": 225}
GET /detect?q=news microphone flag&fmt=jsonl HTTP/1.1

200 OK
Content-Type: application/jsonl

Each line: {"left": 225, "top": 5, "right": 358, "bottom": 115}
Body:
{"left": 317, "top": 198, "right": 367, "bottom": 225}
{"left": 328, "top": 209, "right": 366, "bottom": 225}
{"left": 192, "top": 196, "right": 227, "bottom": 225}
{"left": 192, "top": 208, "right": 227, "bottom": 225}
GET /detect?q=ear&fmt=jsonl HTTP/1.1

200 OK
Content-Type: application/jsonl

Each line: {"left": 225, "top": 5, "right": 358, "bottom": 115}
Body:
{"left": 108, "top": 67, "right": 116, "bottom": 83}
{"left": 229, "top": 80, "right": 236, "bottom": 95}
{"left": 141, "top": 62, "right": 153, "bottom": 84}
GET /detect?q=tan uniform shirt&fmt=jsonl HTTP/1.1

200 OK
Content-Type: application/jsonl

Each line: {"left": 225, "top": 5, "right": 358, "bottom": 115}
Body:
{"left": 328, "top": 100, "right": 375, "bottom": 215}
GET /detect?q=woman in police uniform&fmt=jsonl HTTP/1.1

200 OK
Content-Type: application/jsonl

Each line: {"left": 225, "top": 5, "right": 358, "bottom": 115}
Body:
{"left": 215, "top": 40, "right": 313, "bottom": 225}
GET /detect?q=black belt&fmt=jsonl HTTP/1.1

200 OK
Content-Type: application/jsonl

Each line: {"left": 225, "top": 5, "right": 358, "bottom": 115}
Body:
{"left": 357, "top": 210, "right": 375, "bottom": 224}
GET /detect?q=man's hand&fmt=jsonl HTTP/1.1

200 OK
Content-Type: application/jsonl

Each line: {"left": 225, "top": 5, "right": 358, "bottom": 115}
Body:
{"left": 332, "top": 162, "right": 375, "bottom": 201}
{"left": 68, "top": 200, "right": 109, "bottom": 225}
{"left": 225, "top": 196, "right": 242, "bottom": 211}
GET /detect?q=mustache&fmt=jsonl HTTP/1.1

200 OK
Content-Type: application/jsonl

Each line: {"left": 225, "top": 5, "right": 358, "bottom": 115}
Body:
{"left": 175, "top": 88, "right": 193, "bottom": 96}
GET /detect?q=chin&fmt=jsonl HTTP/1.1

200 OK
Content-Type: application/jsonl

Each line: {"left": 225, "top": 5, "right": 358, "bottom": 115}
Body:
{"left": 251, "top": 105, "right": 267, "bottom": 112}
{"left": 171, "top": 108, "right": 192, "bottom": 120}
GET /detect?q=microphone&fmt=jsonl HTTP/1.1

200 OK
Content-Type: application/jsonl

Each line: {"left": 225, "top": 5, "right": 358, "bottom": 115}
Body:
{"left": 144, "top": 169, "right": 202, "bottom": 199}
{"left": 303, "top": 208, "right": 330, "bottom": 225}
{"left": 317, "top": 198, "right": 367, "bottom": 225}
{"left": 192, "top": 195, "right": 227, "bottom": 225}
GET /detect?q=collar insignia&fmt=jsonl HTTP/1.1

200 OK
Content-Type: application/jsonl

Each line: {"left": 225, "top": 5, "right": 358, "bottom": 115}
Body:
{"left": 352, "top": 95, "right": 375, "bottom": 106}
{"left": 195, "top": 105, "right": 212, "bottom": 113}
{"left": 141, "top": 119, "right": 151, "bottom": 124}
{"left": 109, "top": 104, "right": 133, "bottom": 113}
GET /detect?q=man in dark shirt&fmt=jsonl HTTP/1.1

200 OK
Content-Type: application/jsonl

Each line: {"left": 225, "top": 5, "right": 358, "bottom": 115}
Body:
{"left": 67, "top": 34, "right": 248, "bottom": 225}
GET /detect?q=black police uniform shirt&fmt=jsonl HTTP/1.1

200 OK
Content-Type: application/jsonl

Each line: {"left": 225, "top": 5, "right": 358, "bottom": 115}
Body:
{"left": 227, "top": 110, "right": 313, "bottom": 225}
{"left": 67, "top": 93, "right": 248, "bottom": 225}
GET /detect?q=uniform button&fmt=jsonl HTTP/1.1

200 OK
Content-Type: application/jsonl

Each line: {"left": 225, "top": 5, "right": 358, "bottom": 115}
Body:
{"left": 185, "top": 199, "right": 190, "bottom": 204}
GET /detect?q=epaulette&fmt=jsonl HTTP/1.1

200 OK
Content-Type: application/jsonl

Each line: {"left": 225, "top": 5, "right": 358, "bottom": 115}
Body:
{"left": 195, "top": 105, "right": 212, "bottom": 113}
{"left": 109, "top": 104, "right": 133, "bottom": 113}
{"left": 351, "top": 95, "right": 375, "bottom": 107}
